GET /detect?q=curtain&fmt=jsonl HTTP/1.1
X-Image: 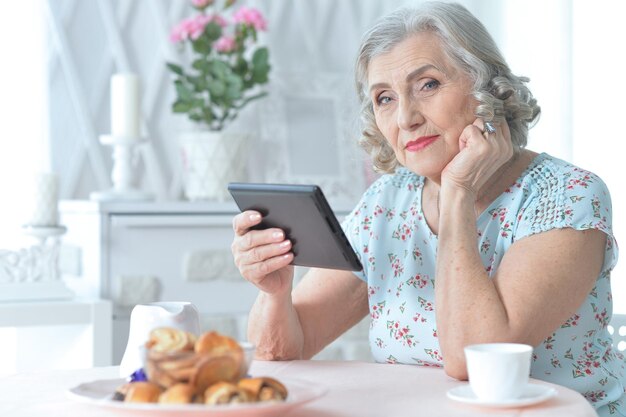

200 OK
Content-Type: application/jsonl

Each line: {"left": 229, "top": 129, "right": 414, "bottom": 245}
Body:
{"left": 0, "top": 0, "right": 48, "bottom": 250}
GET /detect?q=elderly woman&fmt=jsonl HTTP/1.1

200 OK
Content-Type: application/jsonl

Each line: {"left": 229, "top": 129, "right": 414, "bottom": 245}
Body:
{"left": 231, "top": 2, "right": 624, "bottom": 414}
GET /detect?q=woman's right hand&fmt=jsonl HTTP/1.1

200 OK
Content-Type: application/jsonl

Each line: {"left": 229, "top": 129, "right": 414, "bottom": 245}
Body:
{"left": 231, "top": 210, "right": 295, "bottom": 296}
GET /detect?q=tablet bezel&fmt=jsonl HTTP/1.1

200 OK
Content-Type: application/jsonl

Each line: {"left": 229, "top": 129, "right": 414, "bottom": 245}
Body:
{"left": 228, "top": 183, "right": 363, "bottom": 271}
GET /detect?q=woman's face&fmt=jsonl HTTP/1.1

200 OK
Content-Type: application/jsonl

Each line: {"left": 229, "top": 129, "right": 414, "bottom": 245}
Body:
{"left": 368, "top": 32, "right": 477, "bottom": 178}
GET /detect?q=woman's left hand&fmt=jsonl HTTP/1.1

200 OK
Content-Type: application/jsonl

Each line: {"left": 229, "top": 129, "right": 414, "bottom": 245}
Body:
{"left": 441, "top": 118, "right": 514, "bottom": 196}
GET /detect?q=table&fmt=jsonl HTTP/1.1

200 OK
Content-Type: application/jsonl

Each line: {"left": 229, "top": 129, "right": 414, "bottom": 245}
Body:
{"left": 0, "top": 299, "right": 112, "bottom": 371}
{"left": 0, "top": 360, "right": 597, "bottom": 417}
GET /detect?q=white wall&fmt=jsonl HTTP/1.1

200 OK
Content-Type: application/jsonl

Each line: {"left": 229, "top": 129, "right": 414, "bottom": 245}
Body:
{"left": 2, "top": 1, "right": 624, "bottom": 309}
{"left": 572, "top": 1, "right": 626, "bottom": 313}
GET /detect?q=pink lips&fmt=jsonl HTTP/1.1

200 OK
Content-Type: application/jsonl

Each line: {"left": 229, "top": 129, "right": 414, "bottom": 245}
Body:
{"left": 405, "top": 135, "right": 440, "bottom": 152}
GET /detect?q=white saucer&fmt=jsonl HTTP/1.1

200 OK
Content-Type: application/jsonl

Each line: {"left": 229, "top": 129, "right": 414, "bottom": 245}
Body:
{"left": 447, "top": 383, "right": 557, "bottom": 408}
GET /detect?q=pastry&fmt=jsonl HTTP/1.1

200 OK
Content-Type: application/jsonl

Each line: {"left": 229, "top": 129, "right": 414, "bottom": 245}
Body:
{"left": 145, "top": 359, "right": 183, "bottom": 388}
{"left": 204, "top": 381, "right": 251, "bottom": 405}
{"left": 146, "top": 327, "right": 196, "bottom": 354}
{"left": 158, "top": 383, "right": 197, "bottom": 404}
{"left": 124, "top": 381, "right": 162, "bottom": 403}
{"left": 146, "top": 349, "right": 197, "bottom": 388}
{"left": 238, "top": 377, "right": 288, "bottom": 401}
{"left": 191, "top": 354, "right": 241, "bottom": 394}
{"left": 128, "top": 327, "right": 286, "bottom": 406}
{"left": 194, "top": 331, "right": 242, "bottom": 356}
{"left": 112, "top": 382, "right": 132, "bottom": 401}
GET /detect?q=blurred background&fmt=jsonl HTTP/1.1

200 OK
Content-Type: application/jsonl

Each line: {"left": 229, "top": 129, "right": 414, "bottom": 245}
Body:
{"left": 0, "top": 0, "right": 624, "bottom": 375}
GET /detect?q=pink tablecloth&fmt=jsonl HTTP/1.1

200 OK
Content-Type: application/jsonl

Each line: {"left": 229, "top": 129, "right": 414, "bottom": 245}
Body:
{"left": 0, "top": 360, "right": 598, "bottom": 417}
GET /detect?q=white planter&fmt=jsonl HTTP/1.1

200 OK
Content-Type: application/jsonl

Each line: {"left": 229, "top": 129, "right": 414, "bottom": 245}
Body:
{"left": 178, "top": 130, "right": 249, "bottom": 201}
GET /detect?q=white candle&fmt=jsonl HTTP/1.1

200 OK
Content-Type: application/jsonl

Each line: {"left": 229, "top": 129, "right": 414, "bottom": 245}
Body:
{"left": 29, "top": 173, "right": 59, "bottom": 227}
{"left": 111, "top": 73, "right": 140, "bottom": 138}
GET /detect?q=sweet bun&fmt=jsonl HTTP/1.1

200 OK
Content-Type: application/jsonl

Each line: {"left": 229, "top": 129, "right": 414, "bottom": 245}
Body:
{"left": 191, "top": 354, "right": 241, "bottom": 395}
{"left": 146, "top": 327, "right": 196, "bottom": 354}
{"left": 112, "top": 382, "right": 133, "bottom": 401}
{"left": 194, "top": 331, "right": 242, "bottom": 356}
{"left": 124, "top": 381, "right": 162, "bottom": 403}
{"left": 238, "top": 377, "right": 288, "bottom": 401}
{"left": 158, "top": 383, "right": 197, "bottom": 404}
{"left": 204, "top": 381, "right": 251, "bottom": 405}
{"left": 119, "top": 327, "right": 286, "bottom": 407}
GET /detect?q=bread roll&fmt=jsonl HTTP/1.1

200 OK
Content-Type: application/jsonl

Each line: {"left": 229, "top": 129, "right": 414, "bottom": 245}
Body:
{"left": 238, "top": 377, "right": 288, "bottom": 401}
{"left": 194, "top": 331, "right": 242, "bottom": 355}
{"left": 191, "top": 354, "right": 241, "bottom": 394}
{"left": 146, "top": 327, "right": 196, "bottom": 353}
{"left": 204, "top": 382, "right": 251, "bottom": 405}
{"left": 158, "top": 383, "right": 196, "bottom": 404}
{"left": 124, "top": 382, "right": 162, "bottom": 403}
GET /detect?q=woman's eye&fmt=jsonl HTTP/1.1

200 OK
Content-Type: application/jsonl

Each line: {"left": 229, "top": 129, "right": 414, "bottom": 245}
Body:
{"left": 376, "top": 95, "right": 392, "bottom": 106}
{"left": 422, "top": 80, "right": 439, "bottom": 91}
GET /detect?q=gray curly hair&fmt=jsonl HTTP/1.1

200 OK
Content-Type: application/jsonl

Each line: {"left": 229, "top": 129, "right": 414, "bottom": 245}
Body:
{"left": 355, "top": 2, "right": 541, "bottom": 173}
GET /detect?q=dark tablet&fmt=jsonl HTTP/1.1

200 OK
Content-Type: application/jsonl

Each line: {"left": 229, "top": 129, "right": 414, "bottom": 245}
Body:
{"left": 228, "top": 183, "right": 363, "bottom": 271}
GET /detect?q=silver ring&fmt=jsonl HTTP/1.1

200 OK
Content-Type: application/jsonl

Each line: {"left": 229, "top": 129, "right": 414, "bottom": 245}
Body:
{"left": 484, "top": 122, "right": 496, "bottom": 134}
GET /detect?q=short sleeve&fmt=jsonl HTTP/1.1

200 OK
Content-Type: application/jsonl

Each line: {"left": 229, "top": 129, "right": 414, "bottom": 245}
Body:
{"left": 515, "top": 161, "right": 618, "bottom": 273}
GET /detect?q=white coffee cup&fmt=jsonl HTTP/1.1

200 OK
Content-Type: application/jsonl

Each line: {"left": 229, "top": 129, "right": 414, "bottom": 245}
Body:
{"left": 464, "top": 343, "right": 533, "bottom": 401}
{"left": 119, "top": 301, "right": 200, "bottom": 378}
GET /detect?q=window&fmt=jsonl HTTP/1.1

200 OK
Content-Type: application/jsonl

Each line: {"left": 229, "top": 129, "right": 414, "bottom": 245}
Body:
{"left": 0, "top": 0, "right": 48, "bottom": 251}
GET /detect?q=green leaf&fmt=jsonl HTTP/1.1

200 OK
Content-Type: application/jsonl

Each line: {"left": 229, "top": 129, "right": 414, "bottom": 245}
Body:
{"left": 204, "top": 21, "right": 222, "bottom": 42}
{"left": 251, "top": 63, "right": 270, "bottom": 84}
{"left": 187, "top": 75, "right": 207, "bottom": 91}
{"left": 191, "top": 59, "right": 210, "bottom": 73}
{"left": 252, "top": 47, "right": 269, "bottom": 68}
{"left": 251, "top": 47, "right": 270, "bottom": 84}
{"left": 233, "top": 57, "right": 248, "bottom": 76}
{"left": 166, "top": 62, "right": 184, "bottom": 76}
{"left": 189, "top": 113, "right": 203, "bottom": 122}
{"left": 191, "top": 98, "right": 205, "bottom": 109}
{"left": 226, "top": 87, "right": 242, "bottom": 101}
{"left": 172, "top": 101, "right": 192, "bottom": 113}
{"left": 210, "top": 60, "right": 230, "bottom": 80}
{"left": 191, "top": 37, "right": 211, "bottom": 55}
{"left": 175, "top": 80, "right": 193, "bottom": 101}
{"left": 202, "top": 107, "right": 215, "bottom": 122}
{"left": 208, "top": 79, "right": 226, "bottom": 97}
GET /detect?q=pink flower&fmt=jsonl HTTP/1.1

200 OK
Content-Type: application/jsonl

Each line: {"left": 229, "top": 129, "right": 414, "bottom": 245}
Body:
{"left": 170, "top": 14, "right": 227, "bottom": 43}
{"left": 170, "top": 17, "right": 203, "bottom": 42}
{"left": 232, "top": 6, "right": 267, "bottom": 31}
{"left": 214, "top": 36, "right": 236, "bottom": 53}
{"left": 191, "top": 0, "right": 213, "bottom": 9}
{"left": 201, "top": 14, "right": 227, "bottom": 28}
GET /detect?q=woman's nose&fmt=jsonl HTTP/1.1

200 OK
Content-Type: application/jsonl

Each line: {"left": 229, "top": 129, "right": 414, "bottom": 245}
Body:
{"left": 397, "top": 97, "right": 424, "bottom": 131}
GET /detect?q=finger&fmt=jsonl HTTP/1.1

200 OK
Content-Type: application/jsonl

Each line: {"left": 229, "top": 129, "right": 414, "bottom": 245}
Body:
{"left": 232, "top": 210, "right": 262, "bottom": 236}
{"left": 236, "top": 227, "right": 286, "bottom": 252}
{"left": 238, "top": 239, "right": 292, "bottom": 266}
{"left": 459, "top": 123, "right": 488, "bottom": 151}
{"left": 240, "top": 252, "right": 294, "bottom": 282}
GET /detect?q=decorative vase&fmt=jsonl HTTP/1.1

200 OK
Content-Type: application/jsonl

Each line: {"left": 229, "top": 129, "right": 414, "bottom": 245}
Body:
{"left": 178, "top": 130, "right": 249, "bottom": 201}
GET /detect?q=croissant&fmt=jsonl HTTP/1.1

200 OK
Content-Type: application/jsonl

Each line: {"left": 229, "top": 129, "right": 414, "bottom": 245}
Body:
{"left": 124, "top": 381, "right": 162, "bottom": 403}
{"left": 158, "top": 383, "right": 197, "bottom": 404}
{"left": 195, "top": 331, "right": 243, "bottom": 356}
{"left": 146, "top": 327, "right": 196, "bottom": 354}
{"left": 238, "top": 377, "right": 288, "bottom": 401}
{"left": 204, "top": 381, "right": 251, "bottom": 405}
{"left": 191, "top": 354, "right": 242, "bottom": 394}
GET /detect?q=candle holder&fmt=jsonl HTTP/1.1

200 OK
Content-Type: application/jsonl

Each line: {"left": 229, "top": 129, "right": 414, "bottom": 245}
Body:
{"left": 0, "top": 225, "right": 73, "bottom": 302}
{"left": 90, "top": 135, "right": 153, "bottom": 201}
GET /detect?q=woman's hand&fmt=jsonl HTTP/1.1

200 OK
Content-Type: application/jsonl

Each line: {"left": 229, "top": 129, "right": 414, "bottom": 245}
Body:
{"left": 231, "top": 211, "right": 295, "bottom": 296}
{"left": 441, "top": 118, "right": 514, "bottom": 196}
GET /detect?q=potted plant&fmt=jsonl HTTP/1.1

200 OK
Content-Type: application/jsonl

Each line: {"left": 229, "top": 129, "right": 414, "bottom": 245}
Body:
{"left": 167, "top": 0, "right": 270, "bottom": 201}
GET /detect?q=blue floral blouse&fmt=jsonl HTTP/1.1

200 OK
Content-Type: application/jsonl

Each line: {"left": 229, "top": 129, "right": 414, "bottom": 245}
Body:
{"left": 342, "top": 153, "right": 624, "bottom": 415}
